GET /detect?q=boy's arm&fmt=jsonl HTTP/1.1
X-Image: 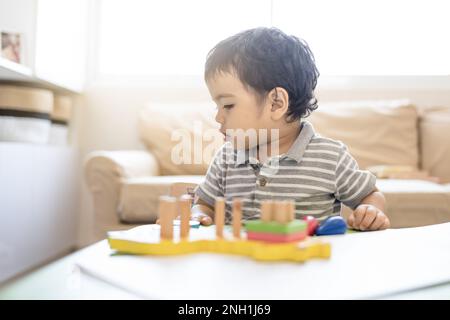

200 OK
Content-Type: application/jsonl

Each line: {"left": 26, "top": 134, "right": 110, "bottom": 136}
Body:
{"left": 347, "top": 187, "right": 390, "bottom": 231}
{"left": 189, "top": 143, "right": 228, "bottom": 226}
{"left": 334, "top": 144, "right": 389, "bottom": 231}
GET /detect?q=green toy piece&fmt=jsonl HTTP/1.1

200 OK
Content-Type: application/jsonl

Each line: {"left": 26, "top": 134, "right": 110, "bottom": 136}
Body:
{"left": 245, "top": 219, "right": 307, "bottom": 234}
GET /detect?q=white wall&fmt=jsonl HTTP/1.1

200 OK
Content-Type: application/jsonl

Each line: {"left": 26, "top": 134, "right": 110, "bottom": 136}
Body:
{"left": 0, "top": 0, "right": 36, "bottom": 69}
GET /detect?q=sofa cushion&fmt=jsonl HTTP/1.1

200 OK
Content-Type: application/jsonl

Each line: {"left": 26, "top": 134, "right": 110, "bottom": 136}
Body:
{"left": 420, "top": 106, "right": 450, "bottom": 183}
{"left": 345, "top": 179, "right": 450, "bottom": 228}
{"left": 308, "top": 99, "right": 419, "bottom": 170}
{"left": 138, "top": 103, "right": 222, "bottom": 175}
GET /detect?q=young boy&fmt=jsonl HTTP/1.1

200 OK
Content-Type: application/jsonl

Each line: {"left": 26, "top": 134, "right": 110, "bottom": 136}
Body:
{"left": 191, "top": 27, "right": 389, "bottom": 231}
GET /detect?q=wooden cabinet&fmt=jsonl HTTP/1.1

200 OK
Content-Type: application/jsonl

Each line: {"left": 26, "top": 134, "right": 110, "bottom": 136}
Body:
{"left": 0, "top": 143, "right": 79, "bottom": 283}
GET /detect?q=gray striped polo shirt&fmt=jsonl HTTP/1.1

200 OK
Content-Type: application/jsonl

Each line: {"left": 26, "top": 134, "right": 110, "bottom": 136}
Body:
{"left": 194, "top": 121, "right": 377, "bottom": 223}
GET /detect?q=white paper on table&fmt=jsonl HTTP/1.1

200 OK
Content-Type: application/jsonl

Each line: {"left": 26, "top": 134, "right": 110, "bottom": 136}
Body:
{"left": 76, "top": 222, "right": 450, "bottom": 299}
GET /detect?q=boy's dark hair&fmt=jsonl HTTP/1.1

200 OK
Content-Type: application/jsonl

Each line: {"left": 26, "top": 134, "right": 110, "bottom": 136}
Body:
{"left": 205, "top": 27, "right": 319, "bottom": 122}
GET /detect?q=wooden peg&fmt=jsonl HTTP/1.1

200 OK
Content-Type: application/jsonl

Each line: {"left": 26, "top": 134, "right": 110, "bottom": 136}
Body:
{"left": 232, "top": 198, "right": 242, "bottom": 238}
{"left": 287, "top": 200, "right": 296, "bottom": 222}
{"left": 215, "top": 197, "right": 225, "bottom": 238}
{"left": 179, "top": 194, "right": 192, "bottom": 239}
{"left": 274, "top": 200, "right": 288, "bottom": 224}
{"left": 158, "top": 196, "right": 177, "bottom": 240}
{"left": 260, "top": 200, "right": 273, "bottom": 222}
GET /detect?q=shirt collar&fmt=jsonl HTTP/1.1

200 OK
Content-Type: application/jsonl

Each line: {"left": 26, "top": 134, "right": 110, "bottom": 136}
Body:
{"left": 234, "top": 121, "right": 316, "bottom": 166}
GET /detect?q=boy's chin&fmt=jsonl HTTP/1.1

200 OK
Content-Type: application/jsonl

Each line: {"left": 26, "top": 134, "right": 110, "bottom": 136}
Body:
{"left": 226, "top": 138, "right": 257, "bottom": 151}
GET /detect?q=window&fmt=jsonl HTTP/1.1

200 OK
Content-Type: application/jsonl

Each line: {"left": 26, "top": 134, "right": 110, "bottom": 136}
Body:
{"left": 95, "top": 0, "right": 450, "bottom": 79}
{"left": 273, "top": 0, "right": 450, "bottom": 75}
{"left": 97, "top": 0, "right": 271, "bottom": 77}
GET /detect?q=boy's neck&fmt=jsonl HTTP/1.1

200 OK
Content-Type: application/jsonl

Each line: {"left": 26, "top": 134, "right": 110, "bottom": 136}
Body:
{"left": 256, "top": 122, "right": 302, "bottom": 163}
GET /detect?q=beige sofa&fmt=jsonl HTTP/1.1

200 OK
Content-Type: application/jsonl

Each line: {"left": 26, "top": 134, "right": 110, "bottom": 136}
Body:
{"left": 84, "top": 100, "right": 450, "bottom": 241}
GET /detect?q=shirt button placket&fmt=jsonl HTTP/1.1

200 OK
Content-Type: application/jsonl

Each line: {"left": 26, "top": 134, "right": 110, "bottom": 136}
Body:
{"left": 259, "top": 177, "right": 267, "bottom": 187}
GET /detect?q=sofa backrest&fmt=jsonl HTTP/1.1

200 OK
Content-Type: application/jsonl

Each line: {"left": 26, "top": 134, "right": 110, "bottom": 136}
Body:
{"left": 138, "top": 102, "right": 221, "bottom": 175}
{"left": 419, "top": 106, "right": 450, "bottom": 183}
{"left": 139, "top": 99, "right": 450, "bottom": 178}
{"left": 308, "top": 99, "right": 419, "bottom": 170}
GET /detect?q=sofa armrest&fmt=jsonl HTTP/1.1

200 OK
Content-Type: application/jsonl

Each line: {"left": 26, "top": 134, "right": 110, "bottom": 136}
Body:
{"left": 84, "top": 150, "right": 160, "bottom": 239}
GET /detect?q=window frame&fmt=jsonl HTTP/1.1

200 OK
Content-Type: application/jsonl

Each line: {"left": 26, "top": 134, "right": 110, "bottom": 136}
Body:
{"left": 86, "top": 0, "right": 450, "bottom": 91}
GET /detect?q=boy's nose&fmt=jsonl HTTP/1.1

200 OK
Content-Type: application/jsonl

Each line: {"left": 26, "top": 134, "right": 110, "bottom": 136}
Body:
{"left": 215, "top": 109, "right": 225, "bottom": 124}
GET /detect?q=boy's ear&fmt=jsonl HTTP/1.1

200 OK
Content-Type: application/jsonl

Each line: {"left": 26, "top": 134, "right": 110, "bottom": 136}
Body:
{"left": 269, "top": 87, "right": 289, "bottom": 120}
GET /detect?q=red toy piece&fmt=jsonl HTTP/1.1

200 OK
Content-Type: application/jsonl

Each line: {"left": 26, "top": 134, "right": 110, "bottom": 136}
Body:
{"left": 303, "top": 216, "right": 319, "bottom": 236}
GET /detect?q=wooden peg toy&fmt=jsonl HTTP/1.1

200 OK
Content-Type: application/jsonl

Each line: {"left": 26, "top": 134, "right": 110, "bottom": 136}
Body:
{"left": 158, "top": 195, "right": 177, "bottom": 241}
{"left": 108, "top": 197, "right": 332, "bottom": 262}
{"left": 274, "top": 200, "right": 289, "bottom": 224}
{"left": 232, "top": 198, "right": 242, "bottom": 238}
{"left": 287, "top": 200, "right": 295, "bottom": 222}
{"left": 215, "top": 197, "right": 225, "bottom": 238}
{"left": 260, "top": 200, "right": 273, "bottom": 222}
{"left": 178, "top": 194, "right": 192, "bottom": 239}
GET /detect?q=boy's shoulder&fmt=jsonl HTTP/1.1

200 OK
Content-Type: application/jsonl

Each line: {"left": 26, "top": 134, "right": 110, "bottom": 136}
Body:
{"left": 301, "top": 120, "right": 349, "bottom": 156}
{"left": 304, "top": 131, "right": 357, "bottom": 165}
{"left": 308, "top": 132, "right": 348, "bottom": 154}
{"left": 309, "top": 133, "right": 345, "bottom": 148}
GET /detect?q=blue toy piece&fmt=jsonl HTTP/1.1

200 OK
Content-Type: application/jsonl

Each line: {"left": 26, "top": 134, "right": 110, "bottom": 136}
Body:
{"left": 315, "top": 216, "right": 347, "bottom": 236}
{"left": 189, "top": 220, "right": 201, "bottom": 228}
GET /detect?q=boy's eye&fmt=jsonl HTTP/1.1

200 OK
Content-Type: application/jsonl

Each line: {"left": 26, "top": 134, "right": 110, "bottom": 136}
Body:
{"left": 223, "top": 104, "right": 234, "bottom": 109}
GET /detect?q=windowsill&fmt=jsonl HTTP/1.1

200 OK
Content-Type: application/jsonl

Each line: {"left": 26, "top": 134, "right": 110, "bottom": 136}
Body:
{"left": 317, "top": 75, "right": 450, "bottom": 91}
{"left": 0, "top": 57, "right": 83, "bottom": 94}
{"left": 87, "top": 74, "right": 450, "bottom": 91}
{"left": 0, "top": 57, "right": 33, "bottom": 81}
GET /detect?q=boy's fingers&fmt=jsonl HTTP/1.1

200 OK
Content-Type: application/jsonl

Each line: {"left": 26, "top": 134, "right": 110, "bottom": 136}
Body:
{"left": 347, "top": 214, "right": 355, "bottom": 228}
{"left": 368, "top": 211, "right": 385, "bottom": 230}
{"left": 200, "top": 215, "right": 213, "bottom": 226}
{"left": 381, "top": 216, "right": 391, "bottom": 230}
{"left": 191, "top": 213, "right": 213, "bottom": 226}
{"left": 353, "top": 205, "right": 367, "bottom": 228}
{"left": 360, "top": 206, "right": 377, "bottom": 230}
{"left": 191, "top": 214, "right": 204, "bottom": 222}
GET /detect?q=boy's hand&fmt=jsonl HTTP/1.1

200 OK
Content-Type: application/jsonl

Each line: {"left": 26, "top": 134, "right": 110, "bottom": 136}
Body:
{"left": 156, "top": 213, "right": 213, "bottom": 226}
{"left": 191, "top": 213, "right": 213, "bottom": 226}
{"left": 347, "top": 204, "right": 390, "bottom": 231}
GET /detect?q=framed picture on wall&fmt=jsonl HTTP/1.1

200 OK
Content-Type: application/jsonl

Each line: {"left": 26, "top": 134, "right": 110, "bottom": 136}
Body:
{"left": 1, "top": 31, "right": 23, "bottom": 64}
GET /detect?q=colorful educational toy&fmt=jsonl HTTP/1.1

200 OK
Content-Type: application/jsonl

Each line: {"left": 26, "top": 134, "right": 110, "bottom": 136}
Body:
{"left": 107, "top": 196, "right": 334, "bottom": 262}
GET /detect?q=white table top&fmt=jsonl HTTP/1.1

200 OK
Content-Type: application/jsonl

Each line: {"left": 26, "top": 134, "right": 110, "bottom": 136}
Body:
{"left": 74, "top": 222, "right": 450, "bottom": 299}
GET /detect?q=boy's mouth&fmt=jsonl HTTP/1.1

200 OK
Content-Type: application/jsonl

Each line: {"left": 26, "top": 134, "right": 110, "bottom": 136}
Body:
{"left": 220, "top": 131, "right": 231, "bottom": 141}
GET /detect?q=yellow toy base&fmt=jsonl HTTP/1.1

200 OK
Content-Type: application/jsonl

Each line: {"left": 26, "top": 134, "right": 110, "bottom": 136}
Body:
{"left": 107, "top": 225, "right": 331, "bottom": 262}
